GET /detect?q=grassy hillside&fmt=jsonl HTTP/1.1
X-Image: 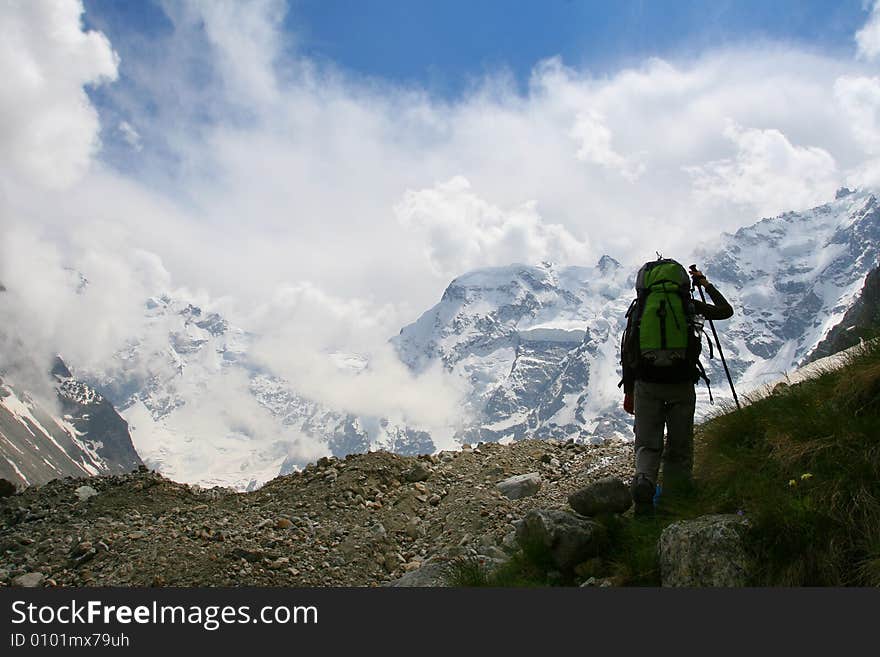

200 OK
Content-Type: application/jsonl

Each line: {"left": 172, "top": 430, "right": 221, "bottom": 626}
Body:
{"left": 685, "top": 338, "right": 880, "bottom": 585}
{"left": 454, "top": 338, "right": 880, "bottom": 587}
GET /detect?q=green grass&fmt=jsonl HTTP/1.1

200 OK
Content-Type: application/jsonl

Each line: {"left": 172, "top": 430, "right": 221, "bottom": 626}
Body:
{"left": 689, "top": 339, "right": 880, "bottom": 585}
{"left": 454, "top": 339, "right": 880, "bottom": 587}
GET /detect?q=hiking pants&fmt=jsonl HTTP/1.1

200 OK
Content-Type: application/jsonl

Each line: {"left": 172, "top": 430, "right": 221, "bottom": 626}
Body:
{"left": 633, "top": 379, "right": 696, "bottom": 488}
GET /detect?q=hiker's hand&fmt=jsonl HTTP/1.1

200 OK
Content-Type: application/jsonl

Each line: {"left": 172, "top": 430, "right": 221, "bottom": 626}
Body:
{"left": 623, "top": 393, "right": 634, "bottom": 415}
{"left": 690, "top": 266, "right": 708, "bottom": 288}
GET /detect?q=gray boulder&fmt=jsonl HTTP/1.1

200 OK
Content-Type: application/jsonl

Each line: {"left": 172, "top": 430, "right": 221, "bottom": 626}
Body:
{"left": 497, "top": 473, "right": 542, "bottom": 500}
{"left": 568, "top": 477, "right": 632, "bottom": 516}
{"left": 515, "top": 509, "right": 607, "bottom": 571}
{"left": 385, "top": 560, "right": 451, "bottom": 587}
{"left": 659, "top": 514, "right": 752, "bottom": 587}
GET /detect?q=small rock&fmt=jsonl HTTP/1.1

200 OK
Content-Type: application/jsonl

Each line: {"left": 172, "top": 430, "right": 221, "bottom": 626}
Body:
{"left": 501, "top": 530, "right": 518, "bottom": 553}
{"left": 386, "top": 561, "right": 452, "bottom": 587}
{"left": 74, "top": 486, "right": 98, "bottom": 501}
{"left": 383, "top": 552, "right": 402, "bottom": 573}
{"left": 403, "top": 463, "right": 431, "bottom": 483}
{"left": 70, "top": 541, "right": 93, "bottom": 558}
{"left": 497, "top": 473, "right": 542, "bottom": 500}
{"left": 12, "top": 572, "right": 45, "bottom": 588}
{"left": 404, "top": 519, "right": 423, "bottom": 539}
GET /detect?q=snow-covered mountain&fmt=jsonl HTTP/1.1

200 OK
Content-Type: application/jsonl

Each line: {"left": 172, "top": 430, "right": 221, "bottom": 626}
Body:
{"left": 392, "top": 255, "right": 632, "bottom": 444}
{"left": 393, "top": 188, "right": 880, "bottom": 443}
{"left": 54, "top": 187, "right": 879, "bottom": 491}
{"left": 0, "top": 357, "right": 142, "bottom": 488}
{"left": 80, "top": 297, "right": 431, "bottom": 490}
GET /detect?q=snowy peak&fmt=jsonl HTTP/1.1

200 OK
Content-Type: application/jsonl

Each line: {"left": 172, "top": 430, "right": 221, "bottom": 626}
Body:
{"left": 697, "top": 189, "right": 880, "bottom": 384}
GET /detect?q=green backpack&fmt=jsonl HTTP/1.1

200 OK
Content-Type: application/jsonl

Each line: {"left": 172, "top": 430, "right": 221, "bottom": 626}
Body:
{"left": 621, "top": 258, "right": 711, "bottom": 389}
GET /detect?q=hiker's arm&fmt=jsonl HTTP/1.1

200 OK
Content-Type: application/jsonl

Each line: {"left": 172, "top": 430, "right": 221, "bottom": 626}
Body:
{"left": 694, "top": 283, "right": 734, "bottom": 320}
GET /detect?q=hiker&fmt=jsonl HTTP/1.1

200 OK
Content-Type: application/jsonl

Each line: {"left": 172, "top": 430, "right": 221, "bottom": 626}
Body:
{"left": 620, "top": 259, "right": 733, "bottom": 516}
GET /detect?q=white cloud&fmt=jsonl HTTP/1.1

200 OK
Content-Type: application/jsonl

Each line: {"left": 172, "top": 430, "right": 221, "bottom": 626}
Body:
{"left": 169, "top": 0, "right": 286, "bottom": 106}
{"left": 246, "top": 281, "right": 468, "bottom": 432}
{"left": 0, "top": 0, "right": 118, "bottom": 189}
{"left": 395, "top": 176, "right": 591, "bottom": 277}
{"left": 571, "top": 110, "right": 645, "bottom": 181}
{"left": 686, "top": 121, "right": 840, "bottom": 217}
{"left": 856, "top": 1, "right": 880, "bottom": 60}
{"left": 0, "top": 221, "right": 172, "bottom": 416}
{"left": 835, "top": 75, "right": 880, "bottom": 152}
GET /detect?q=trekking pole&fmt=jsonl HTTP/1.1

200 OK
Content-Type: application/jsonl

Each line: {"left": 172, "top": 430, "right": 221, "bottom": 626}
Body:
{"left": 690, "top": 265, "right": 741, "bottom": 410}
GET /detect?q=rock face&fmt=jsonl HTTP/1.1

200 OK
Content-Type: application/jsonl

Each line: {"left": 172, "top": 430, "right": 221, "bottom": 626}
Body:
{"left": 0, "top": 357, "right": 142, "bottom": 489}
{"left": 807, "top": 264, "right": 880, "bottom": 362}
{"left": 568, "top": 477, "right": 632, "bottom": 516}
{"left": 497, "top": 473, "right": 542, "bottom": 500}
{"left": 515, "top": 509, "right": 607, "bottom": 571}
{"left": 658, "top": 514, "right": 752, "bottom": 587}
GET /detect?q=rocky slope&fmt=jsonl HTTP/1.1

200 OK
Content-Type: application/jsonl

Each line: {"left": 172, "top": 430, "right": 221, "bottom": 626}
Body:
{"left": 0, "top": 357, "right": 141, "bottom": 489}
{"left": 0, "top": 438, "right": 630, "bottom": 587}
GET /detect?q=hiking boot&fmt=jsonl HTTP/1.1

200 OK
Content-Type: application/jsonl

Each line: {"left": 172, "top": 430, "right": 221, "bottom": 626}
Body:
{"left": 631, "top": 474, "right": 655, "bottom": 518}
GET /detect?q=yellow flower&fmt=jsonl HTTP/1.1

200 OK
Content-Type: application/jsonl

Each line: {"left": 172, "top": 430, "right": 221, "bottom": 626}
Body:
{"left": 800, "top": 473, "right": 813, "bottom": 480}
{"left": 788, "top": 479, "right": 797, "bottom": 487}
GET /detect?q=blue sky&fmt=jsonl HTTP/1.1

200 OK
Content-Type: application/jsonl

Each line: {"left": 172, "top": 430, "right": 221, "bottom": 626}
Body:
{"left": 83, "top": 0, "right": 870, "bottom": 97}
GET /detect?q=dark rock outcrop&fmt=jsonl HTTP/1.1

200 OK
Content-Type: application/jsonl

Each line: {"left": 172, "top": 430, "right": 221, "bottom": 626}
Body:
{"left": 568, "top": 477, "right": 632, "bottom": 516}
{"left": 658, "top": 514, "right": 752, "bottom": 587}
{"left": 515, "top": 508, "right": 607, "bottom": 571}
